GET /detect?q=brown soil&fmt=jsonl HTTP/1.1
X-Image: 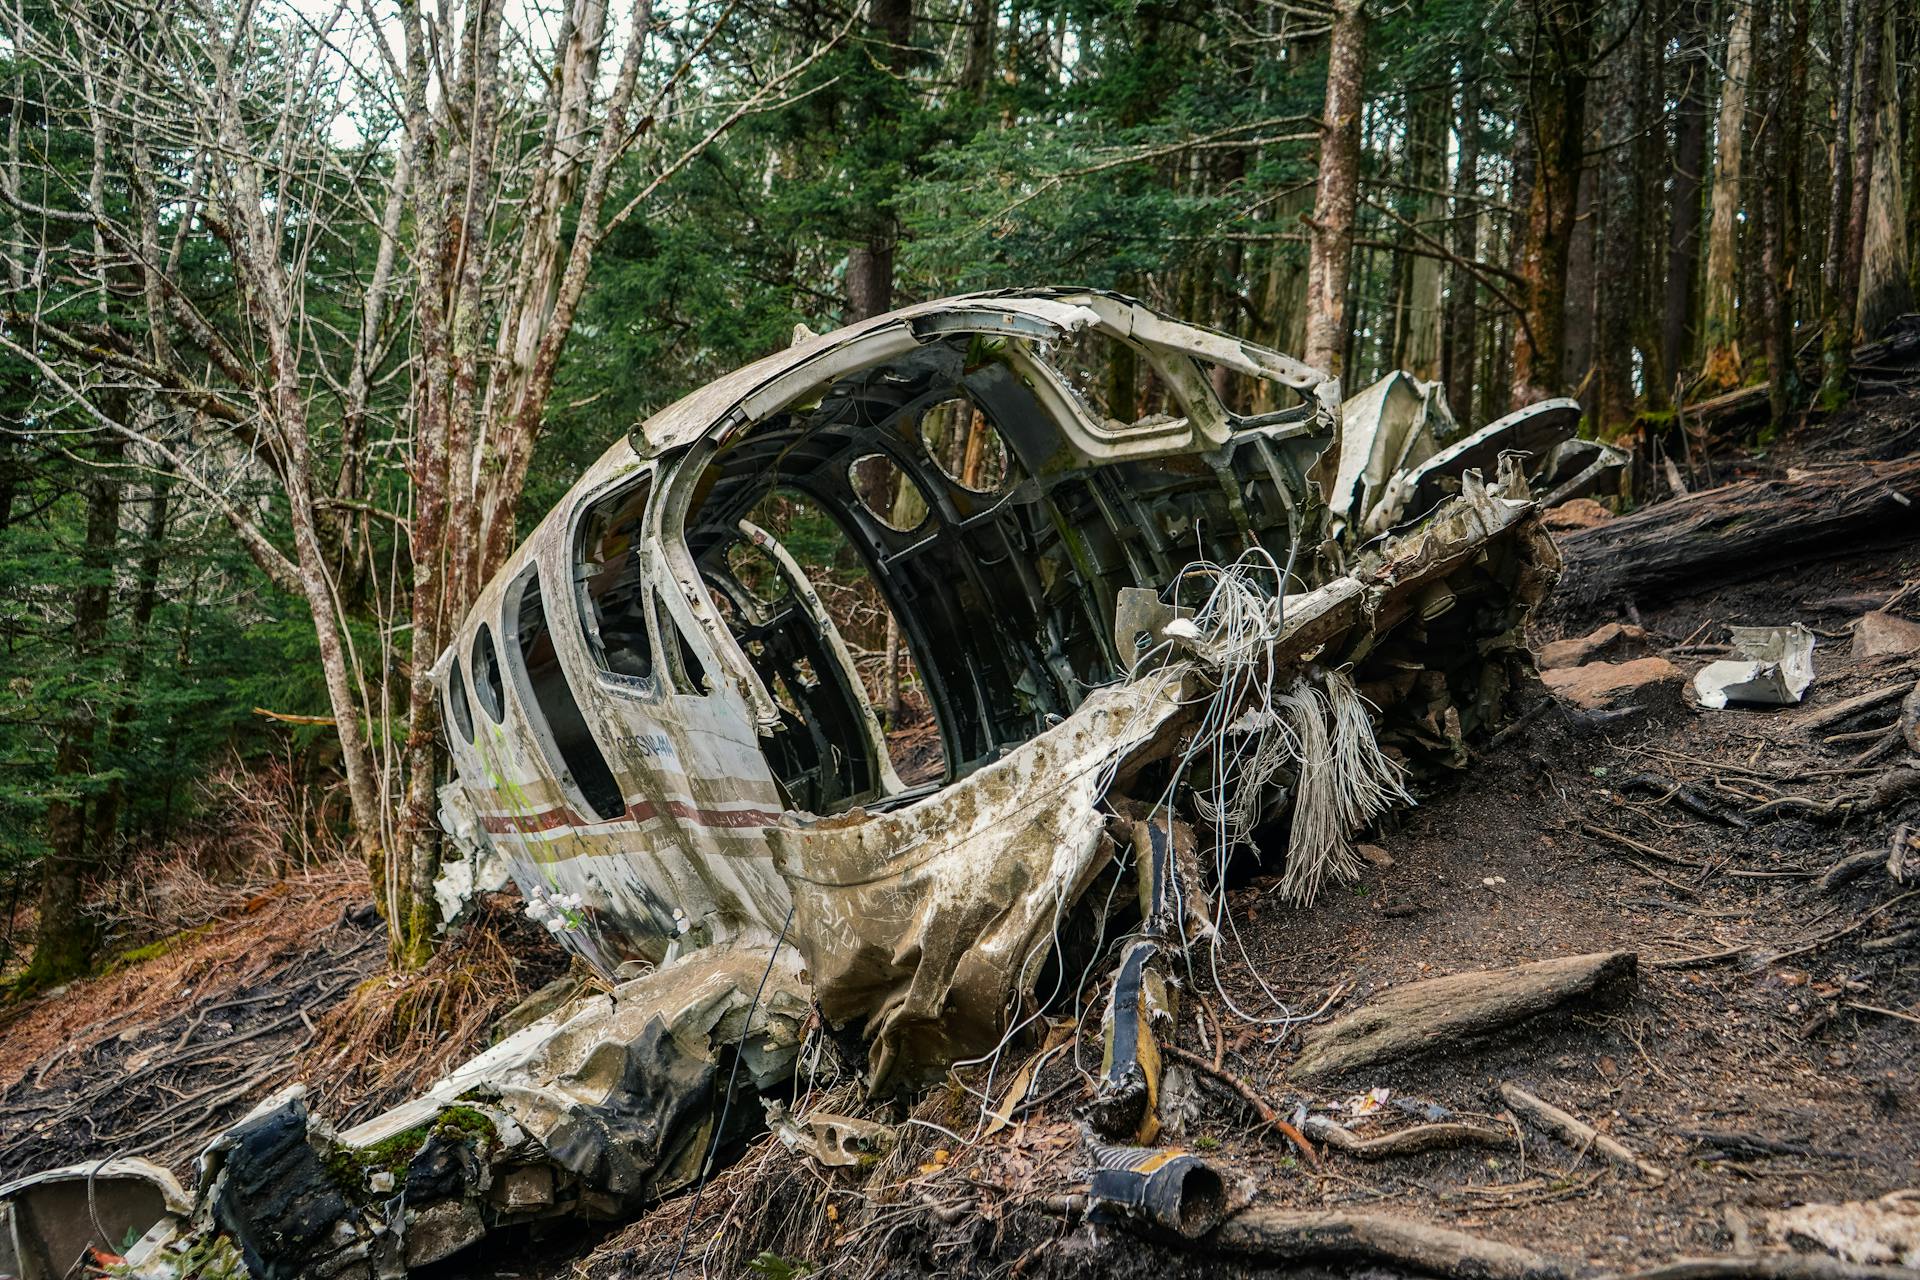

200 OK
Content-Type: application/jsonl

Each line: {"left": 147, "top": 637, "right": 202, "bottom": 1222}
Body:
{"left": 0, "top": 864, "right": 382, "bottom": 1181}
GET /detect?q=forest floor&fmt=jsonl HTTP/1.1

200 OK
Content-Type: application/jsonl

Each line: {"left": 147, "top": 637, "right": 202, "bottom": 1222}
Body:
{"left": 2, "top": 389, "right": 1917, "bottom": 1280}
{"left": 0, "top": 864, "right": 385, "bottom": 1181}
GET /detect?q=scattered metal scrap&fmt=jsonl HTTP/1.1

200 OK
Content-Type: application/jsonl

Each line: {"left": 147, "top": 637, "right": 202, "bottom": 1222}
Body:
{"left": 2, "top": 289, "right": 1598, "bottom": 1276}
{"left": 1693, "top": 623, "right": 1818, "bottom": 708}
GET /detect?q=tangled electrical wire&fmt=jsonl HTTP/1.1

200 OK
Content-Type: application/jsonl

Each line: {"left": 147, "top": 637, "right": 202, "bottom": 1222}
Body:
{"left": 926, "top": 543, "right": 1414, "bottom": 1138}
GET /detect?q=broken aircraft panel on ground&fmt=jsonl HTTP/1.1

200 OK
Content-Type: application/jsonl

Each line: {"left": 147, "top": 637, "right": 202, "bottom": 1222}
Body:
{"left": 22, "top": 289, "right": 1589, "bottom": 1277}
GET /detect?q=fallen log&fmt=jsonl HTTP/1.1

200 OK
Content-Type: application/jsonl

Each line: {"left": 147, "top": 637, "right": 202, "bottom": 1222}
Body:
{"left": 1798, "top": 683, "right": 1918, "bottom": 735}
{"left": 1209, "top": 1207, "right": 1577, "bottom": 1280}
{"left": 1289, "top": 951, "right": 1638, "bottom": 1083}
{"left": 1554, "top": 458, "right": 1920, "bottom": 612}
{"left": 1498, "top": 1082, "right": 1666, "bottom": 1181}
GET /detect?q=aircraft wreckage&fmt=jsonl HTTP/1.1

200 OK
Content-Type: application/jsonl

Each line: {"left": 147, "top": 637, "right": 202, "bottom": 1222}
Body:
{"left": 0, "top": 289, "right": 1625, "bottom": 1279}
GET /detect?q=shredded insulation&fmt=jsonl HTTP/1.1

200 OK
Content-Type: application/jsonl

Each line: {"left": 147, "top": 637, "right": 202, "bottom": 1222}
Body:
{"left": 1168, "top": 550, "right": 1411, "bottom": 906}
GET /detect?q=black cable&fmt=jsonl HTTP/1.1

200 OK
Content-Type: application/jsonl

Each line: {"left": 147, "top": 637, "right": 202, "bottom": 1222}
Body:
{"left": 664, "top": 904, "right": 796, "bottom": 1280}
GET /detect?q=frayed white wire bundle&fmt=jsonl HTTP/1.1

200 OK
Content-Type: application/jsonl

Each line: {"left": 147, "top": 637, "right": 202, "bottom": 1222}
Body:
{"left": 1165, "top": 550, "right": 1411, "bottom": 907}
{"left": 958, "top": 544, "right": 1417, "bottom": 1123}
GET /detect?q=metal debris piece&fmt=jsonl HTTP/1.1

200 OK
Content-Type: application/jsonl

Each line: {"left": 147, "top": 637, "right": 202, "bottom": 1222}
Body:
{"left": 202, "top": 947, "right": 808, "bottom": 1278}
{"left": 1339, "top": 392, "right": 1626, "bottom": 536}
{"left": 764, "top": 1101, "right": 896, "bottom": 1169}
{"left": 1693, "top": 624, "right": 1817, "bottom": 708}
{"left": 0, "top": 1159, "right": 188, "bottom": 1280}
{"left": 1084, "top": 1140, "right": 1248, "bottom": 1239}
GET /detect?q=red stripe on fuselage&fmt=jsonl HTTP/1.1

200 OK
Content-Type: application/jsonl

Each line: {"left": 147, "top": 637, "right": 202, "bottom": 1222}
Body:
{"left": 478, "top": 797, "right": 781, "bottom": 836}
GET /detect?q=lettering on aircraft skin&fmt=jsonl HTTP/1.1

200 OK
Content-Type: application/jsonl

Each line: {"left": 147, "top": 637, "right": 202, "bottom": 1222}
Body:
{"left": 610, "top": 731, "right": 676, "bottom": 759}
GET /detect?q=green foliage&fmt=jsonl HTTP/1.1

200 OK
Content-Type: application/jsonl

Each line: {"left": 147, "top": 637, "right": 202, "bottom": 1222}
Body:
{"left": 748, "top": 1251, "right": 816, "bottom": 1280}
{"left": 0, "top": 456, "right": 334, "bottom": 884}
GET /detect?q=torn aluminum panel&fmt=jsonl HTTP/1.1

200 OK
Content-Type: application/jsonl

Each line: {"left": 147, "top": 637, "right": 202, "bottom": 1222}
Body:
{"left": 200, "top": 946, "right": 808, "bottom": 1279}
{"left": 1337, "top": 390, "right": 1627, "bottom": 539}
{"left": 1329, "top": 371, "right": 1453, "bottom": 536}
{"left": 1693, "top": 624, "right": 1817, "bottom": 708}
{"left": 0, "top": 1158, "right": 188, "bottom": 1280}
{"left": 66, "top": 290, "right": 1568, "bottom": 1275}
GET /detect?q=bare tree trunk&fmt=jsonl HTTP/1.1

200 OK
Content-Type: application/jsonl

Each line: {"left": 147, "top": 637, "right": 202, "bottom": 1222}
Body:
{"left": 1819, "top": 0, "right": 1863, "bottom": 407}
{"left": 846, "top": 0, "right": 913, "bottom": 326}
{"left": 959, "top": 0, "right": 996, "bottom": 100}
{"left": 1303, "top": 0, "right": 1368, "bottom": 380}
{"left": 1664, "top": 0, "right": 1712, "bottom": 389}
{"left": 1859, "top": 3, "right": 1913, "bottom": 338}
{"left": 1703, "top": 1, "right": 1754, "bottom": 388}
{"left": 1444, "top": 70, "right": 1483, "bottom": 423}
{"left": 25, "top": 445, "right": 122, "bottom": 987}
{"left": 1594, "top": 32, "right": 1639, "bottom": 429}
{"left": 88, "top": 477, "right": 171, "bottom": 863}
{"left": 1757, "top": 0, "right": 1812, "bottom": 427}
{"left": 1633, "top": 7, "right": 1670, "bottom": 408}
{"left": 1561, "top": 157, "right": 1598, "bottom": 395}
{"left": 1400, "top": 90, "right": 1447, "bottom": 380}
{"left": 1510, "top": 0, "right": 1594, "bottom": 405}
{"left": 1841, "top": 0, "right": 1890, "bottom": 344}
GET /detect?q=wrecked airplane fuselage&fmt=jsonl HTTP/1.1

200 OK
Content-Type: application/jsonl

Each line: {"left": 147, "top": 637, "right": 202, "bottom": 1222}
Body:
{"left": 35, "top": 289, "right": 1583, "bottom": 1278}
{"left": 433, "top": 288, "right": 1359, "bottom": 1085}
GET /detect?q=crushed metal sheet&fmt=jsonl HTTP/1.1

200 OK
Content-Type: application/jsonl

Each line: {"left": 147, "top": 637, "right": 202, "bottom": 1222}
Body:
{"left": 1693, "top": 624, "right": 1817, "bottom": 708}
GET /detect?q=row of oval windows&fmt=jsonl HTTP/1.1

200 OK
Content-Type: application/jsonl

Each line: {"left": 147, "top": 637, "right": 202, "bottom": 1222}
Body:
{"left": 849, "top": 398, "right": 1012, "bottom": 533}
{"left": 443, "top": 398, "right": 1012, "bottom": 739}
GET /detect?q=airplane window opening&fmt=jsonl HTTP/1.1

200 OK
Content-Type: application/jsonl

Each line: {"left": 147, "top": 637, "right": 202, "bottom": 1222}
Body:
{"left": 472, "top": 623, "right": 505, "bottom": 723}
{"left": 508, "top": 568, "right": 626, "bottom": 823}
{"left": 576, "top": 477, "right": 656, "bottom": 684}
{"left": 446, "top": 656, "right": 475, "bottom": 743}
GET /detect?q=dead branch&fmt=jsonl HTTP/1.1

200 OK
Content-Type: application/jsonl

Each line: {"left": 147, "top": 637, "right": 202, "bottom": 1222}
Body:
{"left": 1302, "top": 1114, "right": 1514, "bottom": 1159}
{"left": 1497, "top": 1082, "right": 1667, "bottom": 1182}
{"left": 1800, "top": 683, "right": 1917, "bottom": 734}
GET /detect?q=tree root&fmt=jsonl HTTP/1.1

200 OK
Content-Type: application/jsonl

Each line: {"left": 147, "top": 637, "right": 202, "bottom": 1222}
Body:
{"left": 1291, "top": 951, "right": 1638, "bottom": 1083}
{"left": 1208, "top": 1207, "right": 1578, "bottom": 1280}
{"left": 1302, "top": 1114, "right": 1514, "bottom": 1159}
{"left": 1161, "top": 1043, "right": 1319, "bottom": 1167}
